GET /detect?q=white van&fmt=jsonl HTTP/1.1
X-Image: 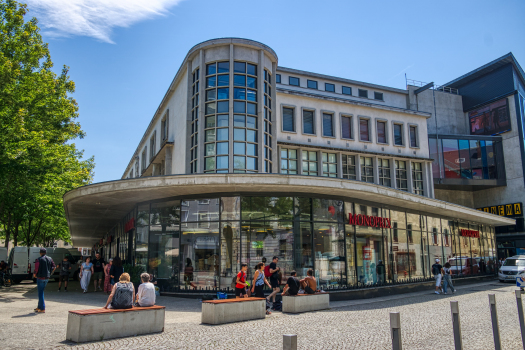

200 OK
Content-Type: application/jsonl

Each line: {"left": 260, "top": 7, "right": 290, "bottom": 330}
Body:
{"left": 8, "top": 247, "right": 31, "bottom": 283}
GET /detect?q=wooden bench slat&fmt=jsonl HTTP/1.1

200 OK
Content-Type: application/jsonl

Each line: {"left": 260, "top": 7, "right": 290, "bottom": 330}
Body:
{"left": 203, "top": 297, "right": 265, "bottom": 304}
{"left": 69, "top": 305, "right": 165, "bottom": 315}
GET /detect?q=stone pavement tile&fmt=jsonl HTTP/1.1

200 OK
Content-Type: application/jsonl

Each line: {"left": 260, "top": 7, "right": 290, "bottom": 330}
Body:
{"left": 0, "top": 279, "right": 523, "bottom": 349}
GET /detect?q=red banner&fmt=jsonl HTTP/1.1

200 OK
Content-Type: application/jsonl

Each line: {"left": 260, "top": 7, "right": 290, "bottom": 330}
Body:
{"left": 348, "top": 213, "right": 392, "bottom": 228}
{"left": 124, "top": 218, "right": 135, "bottom": 232}
{"left": 460, "top": 229, "right": 480, "bottom": 238}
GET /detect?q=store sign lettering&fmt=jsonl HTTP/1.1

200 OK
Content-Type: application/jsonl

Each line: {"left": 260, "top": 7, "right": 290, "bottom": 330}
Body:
{"left": 124, "top": 218, "right": 135, "bottom": 232}
{"left": 476, "top": 202, "right": 522, "bottom": 218}
{"left": 460, "top": 229, "right": 480, "bottom": 238}
{"left": 348, "top": 213, "right": 391, "bottom": 228}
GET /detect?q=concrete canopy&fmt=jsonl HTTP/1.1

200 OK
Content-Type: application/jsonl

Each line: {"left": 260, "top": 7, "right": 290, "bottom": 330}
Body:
{"left": 64, "top": 174, "right": 515, "bottom": 247}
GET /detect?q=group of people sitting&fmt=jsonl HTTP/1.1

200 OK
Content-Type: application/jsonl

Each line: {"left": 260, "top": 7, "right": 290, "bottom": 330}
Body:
{"left": 103, "top": 272, "right": 156, "bottom": 309}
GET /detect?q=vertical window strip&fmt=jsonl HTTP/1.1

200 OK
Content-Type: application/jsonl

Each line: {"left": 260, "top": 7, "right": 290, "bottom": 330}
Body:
{"left": 282, "top": 107, "right": 294, "bottom": 132}
{"left": 359, "top": 119, "right": 369, "bottom": 141}
{"left": 341, "top": 116, "right": 352, "bottom": 139}
{"left": 303, "top": 110, "right": 314, "bottom": 134}
{"left": 322, "top": 113, "right": 333, "bottom": 137}
{"left": 395, "top": 160, "right": 408, "bottom": 191}
{"left": 342, "top": 154, "right": 356, "bottom": 180}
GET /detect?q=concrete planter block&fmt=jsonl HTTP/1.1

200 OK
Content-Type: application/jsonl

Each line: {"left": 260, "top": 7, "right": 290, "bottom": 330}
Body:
{"left": 66, "top": 307, "right": 165, "bottom": 343}
{"left": 201, "top": 298, "right": 266, "bottom": 324}
{"left": 282, "top": 294, "right": 330, "bottom": 313}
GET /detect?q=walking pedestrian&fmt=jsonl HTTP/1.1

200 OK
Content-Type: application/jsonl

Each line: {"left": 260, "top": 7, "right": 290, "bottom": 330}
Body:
{"left": 33, "top": 248, "right": 56, "bottom": 313}
{"left": 109, "top": 256, "right": 124, "bottom": 286}
{"left": 376, "top": 260, "right": 386, "bottom": 283}
{"left": 266, "top": 256, "right": 281, "bottom": 306}
{"left": 442, "top": 262, "right": 456, "bottom": 294}
{"left": 57, "top": 256, "right": 71, "bottom": 292}
{"left": 92, "top": 252, "right": 105, "bottom": 292}
{"left": 432, "top": 258, "right": 443, "bottom": 295}
{"left": 80, "top": 257, "right": 93, "bottom": 293}
{"left": 235, "top": 263, "right": 249, "bottom": 299}
{"left": 104, "top": 258, "right": 113, "bottom": 294}
{"left": 251, "top": 262, "right": 271, "bottom": 298}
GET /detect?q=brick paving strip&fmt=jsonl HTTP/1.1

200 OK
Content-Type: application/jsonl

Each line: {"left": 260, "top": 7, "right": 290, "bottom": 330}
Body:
{"left": 0, "top": 280, "right": 522, "bottom": 349}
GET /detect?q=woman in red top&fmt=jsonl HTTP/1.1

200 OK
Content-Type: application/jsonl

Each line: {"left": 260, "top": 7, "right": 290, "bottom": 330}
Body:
{"left": 235, "top": 264, "right": 248, "bottom": 299}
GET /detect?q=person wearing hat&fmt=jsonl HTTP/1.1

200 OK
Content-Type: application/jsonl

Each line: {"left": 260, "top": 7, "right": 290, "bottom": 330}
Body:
{"left": 431, "top": 258, "right": 443, "bottom": 295}
{"left": 33, "top": 248, "right": 56, "bottom": 313}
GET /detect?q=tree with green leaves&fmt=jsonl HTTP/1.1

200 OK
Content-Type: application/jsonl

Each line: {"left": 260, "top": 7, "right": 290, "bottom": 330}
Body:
{"left": 0, "top": 0, "right": 94, "bottom": 249}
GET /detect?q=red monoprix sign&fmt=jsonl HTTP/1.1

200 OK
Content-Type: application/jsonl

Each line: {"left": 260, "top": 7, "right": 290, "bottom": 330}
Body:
{"left": 124, "top": 217, "right": 135, "bottom": 232}
{"left": 460, "top": 229, "right": 480, "bottom": 238}
{"left": 348, "top": 213, "right": 392, "bottom": 228}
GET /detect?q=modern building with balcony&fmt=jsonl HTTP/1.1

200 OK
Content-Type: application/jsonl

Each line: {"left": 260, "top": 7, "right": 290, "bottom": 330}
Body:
{"left": 64, "top": 38, "right": 514, "bottom": 294}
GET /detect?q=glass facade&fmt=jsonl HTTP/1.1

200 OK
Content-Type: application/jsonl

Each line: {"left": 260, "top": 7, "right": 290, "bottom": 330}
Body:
{"left": 100, "top": 195, "right": 497, "bottom": 293}
{"left": 190, "top": 68, "right": 200, "bottom": 173}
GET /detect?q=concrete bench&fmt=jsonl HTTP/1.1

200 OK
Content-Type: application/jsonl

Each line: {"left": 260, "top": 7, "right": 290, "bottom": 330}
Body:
{"left": 201, "top": 297, "right": 266, "bottom": 325}
{"left": 282, "top": 293, "right": 329, "bottom": 313}
{"left": 66, "top": 305, "right": 165, "bottom": 343}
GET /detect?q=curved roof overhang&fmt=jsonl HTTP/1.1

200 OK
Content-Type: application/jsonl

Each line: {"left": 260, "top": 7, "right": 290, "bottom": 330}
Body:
{"left": 64, "top": 174, "right": 515, "bottom": 247}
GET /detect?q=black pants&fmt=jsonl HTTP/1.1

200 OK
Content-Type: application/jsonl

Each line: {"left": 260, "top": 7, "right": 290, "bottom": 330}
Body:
{"left": 253, "top": 284, "right": 265, "bottom": 298}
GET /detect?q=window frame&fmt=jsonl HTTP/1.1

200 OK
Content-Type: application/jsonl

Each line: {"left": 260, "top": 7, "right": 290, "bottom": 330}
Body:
{"left": 375, "top": 118, "right": 388, "bottom": 145}
{"left": 307, "top": 80, "right": 318, "bottom": 90}
{"left": 301, "top": 107, "right": 316, "bottom": 135}
{"left": 161, "top": 110, "right": 169, "bottom": 142}
{"left": 325, "top": 83, "right": 335, "bottom": 92}
{"left": 374, "top": 91, "right": 384, "bottom": 101}
{"left": 149, "top": 131, "right": 156, "bottom": 161}
{"left": 358, "top": 89, "right": 369, "bottom": 98}
{"left": 276, "top": 74, "right": 281, "bottom": 83}
{"left": 321, "top": 111, "right": 335, "bottom": 138}
{"left": 342, "top": 86, "right": 352, "bottom": 96}
{"left": 358, "top": 116, "right": 372, "bottom": 143}
{"left": 340, "top": 113, "right": 354, "bottom": 140}
{"left": 289, "top": 76, "right": 300, "bottom": 87}
{"left": 412, "top": 162, "right": 424, "bottom": 195}
{"left": 378, "top": 158, "right": 392, "bottom": 187}
{"left": 342, "top": 154, "right": 357, "bottom": 180}
{"left": 280, "top": 147, "right": 298, "bottom": 174}
{"left": 360, "top": 156, "right": 374, "bottom": 183}
{"left": 409, "top": 124, "right": 419, "bottom": 149}
{"left": 281, "top": 104, "right": 296, "bottom": 133}
{"left": 322, "top": 152, "right": 338, "bottom": 177}
{"left": 395, "top": 160, "right": 408, "bottom": 191}
{"left": 392, "top": 122, "right": 405, "bottom": 147}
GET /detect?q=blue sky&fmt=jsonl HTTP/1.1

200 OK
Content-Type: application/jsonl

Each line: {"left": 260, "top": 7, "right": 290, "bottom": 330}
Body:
{"left": 24, "top": 0, "right": 525, "bottom": 183}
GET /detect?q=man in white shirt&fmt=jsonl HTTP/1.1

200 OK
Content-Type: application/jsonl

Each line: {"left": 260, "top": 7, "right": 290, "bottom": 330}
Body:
{"left": 135, "top": 272, "right": 156, "bottom": 307}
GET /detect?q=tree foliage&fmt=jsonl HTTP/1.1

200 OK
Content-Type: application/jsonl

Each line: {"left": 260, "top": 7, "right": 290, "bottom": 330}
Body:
{"left": 0, "top": 0, "right": 94, "bottom": 248}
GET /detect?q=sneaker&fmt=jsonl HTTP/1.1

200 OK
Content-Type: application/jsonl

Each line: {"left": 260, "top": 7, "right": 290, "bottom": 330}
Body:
{"left": 435, "top": 291, "right": 440, "bottom": 294}
{"left": 34, "top": 308, "right": 39, "bottom": 311}
{"left": 36, "top": 309, "right": 45, "bottom": 313}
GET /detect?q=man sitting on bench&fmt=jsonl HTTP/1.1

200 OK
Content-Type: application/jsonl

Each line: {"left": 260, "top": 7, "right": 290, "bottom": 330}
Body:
{"left": 300, "top": 269, "right": 317, "bottom": 294}
{"left": 282, "top": 271, "right": 300, "bottom": 296}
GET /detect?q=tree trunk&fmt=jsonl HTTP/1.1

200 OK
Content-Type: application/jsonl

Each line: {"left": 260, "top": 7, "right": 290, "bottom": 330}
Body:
{"left": 13, "top": 224, "right": 18, "bottom": 246}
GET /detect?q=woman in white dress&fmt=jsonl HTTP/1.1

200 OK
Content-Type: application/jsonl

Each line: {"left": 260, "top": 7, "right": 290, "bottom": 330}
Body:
{"left": 80, "top": 257, "right": 94, "bottom": 293}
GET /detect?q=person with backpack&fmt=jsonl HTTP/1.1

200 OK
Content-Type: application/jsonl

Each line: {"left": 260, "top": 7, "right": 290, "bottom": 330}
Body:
{"left": 441, "top": 262, "right": 456, "bottom": 294}
{"left": 267, "top": 256, "right": 281, "bottom": 306}
{"left": 300, "top": 269, "right": 317, "bottom": 294}
{"left": 432, "top": 258, "right": 443, "bottom": 295}
{"left": 33, "top": 248, "right": 56, "bottom": 313}
{"left": 234, "top": 264, "right": 249, "bottom": 299}
{"left": 104, "top": 273, "right": 134, "bottom": 309}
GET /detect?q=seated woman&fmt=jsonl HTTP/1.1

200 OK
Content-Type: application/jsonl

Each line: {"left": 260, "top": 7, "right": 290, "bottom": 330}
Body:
{"left": 299, "top": 269, "right": 317, "bottom": 294}
{"left": 103, "top": 273, "right": 134, "bottom": 309}
{"left": 136, "top": 272, "right": 156, "bottom": 307}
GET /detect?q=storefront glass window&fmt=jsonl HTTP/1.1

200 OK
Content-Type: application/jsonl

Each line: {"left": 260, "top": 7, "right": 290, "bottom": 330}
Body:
{"left": 180, "top": 222, "right": 220, "bottom": 288}
{"left": 312, "top": 198, "right": 344, "bottom": 223}
{"left": 220, "top": 197, "right": 240, "bottom": 221}
{"left": 294, "top": 197, "right": 312, "bottom": 221}
{"left": 407, "top": 213, "right": 424, "bottom": 279}
{"left": 220, "top": 221, "right": 240, "bottom": 288}
{"left": 344, "top": 202, "right": 356, "bottom": 285}
{"left": 442, "top": 139, "right": 460, "bottom": 178}
{"left": 294, "top": 221, "right": 313, "bottom": 279}
{"left": 355, "top": 204, "right": 385, "bottom": 284}
{"left": 441, "top": 220, "right": 454, "bottom": 271}
{"left": 313, "top": 223, "right": 345, "bottom": 288}
{"left": 428, "top": 217, "right": 442, "bottom": 268}
{"left": 135, "top": 226, "right": 149, "bottom": 272}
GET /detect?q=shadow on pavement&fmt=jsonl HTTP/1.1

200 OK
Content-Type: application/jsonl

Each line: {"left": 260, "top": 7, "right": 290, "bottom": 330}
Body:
{"left": 11, "top": 313, "right": 40, "bottom": 318}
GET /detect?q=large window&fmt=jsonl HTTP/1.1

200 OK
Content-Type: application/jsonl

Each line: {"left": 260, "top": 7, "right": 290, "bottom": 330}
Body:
{"left": 322, "top": 113, "right": 334, "bottom": 137}
{"left": 263, "top": 70, "right": 273, "bottom": 173}
{"left": 191, "top": 67, "right": 201, "bottom": 173}
{"left": 359, "top": 118, "right": 370, "bottom": 142}
{"left": 282, "top": 107, "right": 295, "bottom": 132}
{"left": 161, "top": 110, "right": 169, "bottom": 142}
{"left": 358, "top": 89, "right": 368, "bottom": 98}
{"left": 289, "top": 76, "right": 300, "bottom": 86}
{"left": 412, "top": 162, "right": 424, "bottom": 195}
{"left": 395, "top": 160, "right": 408, "bottom": 191}
{"left": 322, "top": 153, "right": 337, "bottom": 177}
{"left": 204, "top": 62, "right": 229, "bottom": 173}
{"left": 360, "top": 157, "right": 374, "bottom": 183}
{"left": 341, "top": 115, "right": 352, "bottom": 139}
{"left": 325, "top": 83, "right": 335, "bottom": 92}
{"left": 377, "top": 121, "right": 387, "bottom": 143}
{"left": 394, "top": 124, "right": 403, "bottom": 146}
{"left": 342, "top": 155, "right": 356, "bottom": 180}
{"left": 307, "top": 80, "right": 318, "bottom": 89}
{"left": 280, "top": 148, "right": 298, "bottom": 174}
{"left": 378, "top": 158, "right": 391, "bottom": 187}
{"left": 149, "top": 131, "right": 156, "bottom": 160}
{"left": 302, "top": 151, "right": 318, "bottom": 176}
{"left": 409, "top": 125, "right": 418, "bottom": 147}
{"left": 302, "top": 109, "right": 315, "bottom": 134}
{"left": 342, "top": 86, "right": 352, "bottom": 95}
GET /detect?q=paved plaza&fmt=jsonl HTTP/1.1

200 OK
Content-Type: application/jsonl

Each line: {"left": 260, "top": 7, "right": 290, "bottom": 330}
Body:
{"left": 0, "top": 279, "right": 523, "bottom": 349}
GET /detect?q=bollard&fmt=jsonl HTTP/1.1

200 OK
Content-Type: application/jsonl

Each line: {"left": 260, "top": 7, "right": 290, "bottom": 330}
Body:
{"left": 489, "top": 294, "right": 502, "bottom": 350}
{"left": 450, "top": 301, "right": 463, "bottom": 350}
{"left": 516, "top": 290, "right": 525, "bottom": 349}
{"left": 283, "top": 334, "right": 297, "bottom": 350}
{"left": 390, "top": 312, "right": 402, "bottom": 350}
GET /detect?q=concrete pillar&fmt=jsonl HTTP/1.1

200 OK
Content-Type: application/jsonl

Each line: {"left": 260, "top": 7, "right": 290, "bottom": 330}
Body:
{"left": 298, "top": 149, "right": 304, "bottom": 175}
{"left": 318, "top": 150, "right": 324, "bottom": 177}
{"left": 391, "top": 158, "right": 397, "bottom": 189}
{"left": 356, "top": 154, "right": 362, "bottom": 181}
{"left": 407, "top": 160, "right": 414, "bottom": 193}
{"left": 373, "top": 156, "right": 380, "bottom": 184}
{"left": 425, "top": 161, "right": 434, "bottom": 198}
{"left": 337, "top": 152, "right": 343, "bottom": 178}
{"left": 165, "top": 146, "right": 173, "bottom": 175}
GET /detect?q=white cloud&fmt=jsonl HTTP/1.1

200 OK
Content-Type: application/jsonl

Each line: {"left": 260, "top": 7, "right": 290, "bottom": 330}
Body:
{"left": 25, "top": 0, "right": 183, "bottom": 43}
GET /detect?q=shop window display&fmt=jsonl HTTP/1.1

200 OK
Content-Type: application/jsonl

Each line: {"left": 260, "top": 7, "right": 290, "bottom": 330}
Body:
{"left": 355, "top": 204, "right": 385, "bottom": 284}
{"left": 313, "top": 223, "right": 345, "bottom": 288}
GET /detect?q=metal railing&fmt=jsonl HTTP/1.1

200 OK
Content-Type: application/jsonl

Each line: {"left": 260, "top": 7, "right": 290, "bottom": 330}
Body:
{"left": 406, "top": 79, "right": 459, "bottom": 95}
